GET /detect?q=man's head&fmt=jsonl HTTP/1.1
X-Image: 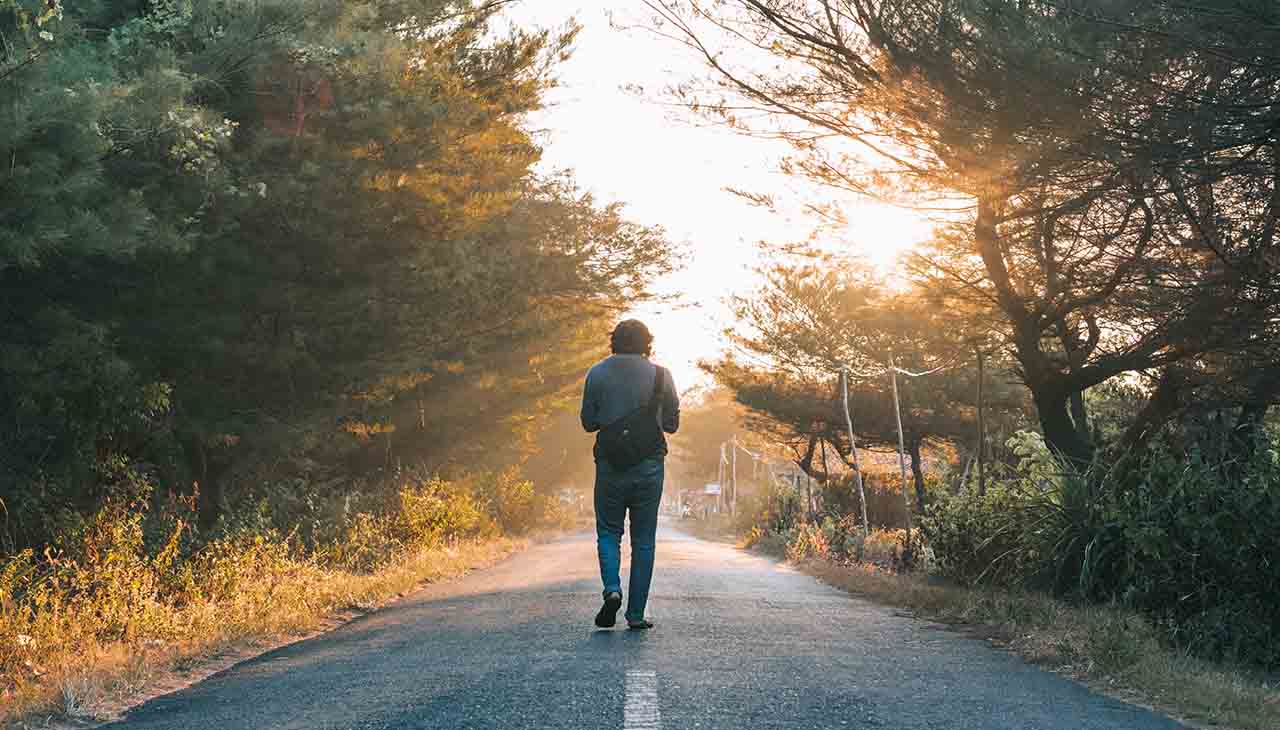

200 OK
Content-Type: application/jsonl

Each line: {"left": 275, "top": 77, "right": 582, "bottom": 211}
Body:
{"left": 610, "top": 319, "right": 653, "bottom": 357}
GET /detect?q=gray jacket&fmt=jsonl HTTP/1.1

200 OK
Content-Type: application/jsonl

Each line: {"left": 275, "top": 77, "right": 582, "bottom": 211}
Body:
{"left": 580, "top": 355, "right": 680, "bottom": 456}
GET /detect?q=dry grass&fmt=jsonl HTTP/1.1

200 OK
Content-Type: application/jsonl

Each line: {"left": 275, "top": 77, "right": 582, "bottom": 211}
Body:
{"left": 1, "top": 472, "right": 573, "bottom": 728}
{"left": 2, "top": 536, "right": 523, "bottom": 728}
{"left": 792, "top": 556, "right": 1280, "bottom": 730}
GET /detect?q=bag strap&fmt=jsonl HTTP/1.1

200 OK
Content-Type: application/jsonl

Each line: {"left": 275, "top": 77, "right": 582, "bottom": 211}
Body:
{"left": 648, "top": 366, "right": 665, "bottom": 410}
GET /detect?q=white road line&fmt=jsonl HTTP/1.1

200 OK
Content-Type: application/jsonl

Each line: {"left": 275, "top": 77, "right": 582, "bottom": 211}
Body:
{"left": 624, "top": 670, "right": 661, "bottom": 730}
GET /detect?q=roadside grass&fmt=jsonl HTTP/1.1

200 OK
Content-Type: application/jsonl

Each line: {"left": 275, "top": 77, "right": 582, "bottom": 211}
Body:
{"left": 2, "top": 536, "right": 524, "bottom": 728}
{"left": 784, "top": 552, "right": 1278, "bottom": 730}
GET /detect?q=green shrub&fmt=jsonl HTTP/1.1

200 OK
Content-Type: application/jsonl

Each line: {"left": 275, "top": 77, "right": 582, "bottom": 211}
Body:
{"left": 394, "top": 478, "right": 492, "bottom": 546}
{"left": 921, "top": 481, "right": 1027, "bottom": 585}
{"left": 320, "top": 512, "right": 401, "bottom": 573}
{"left": 1106, "top": 446, "right": 1280, "bottom": 667}
{"left": 472, "top": 471, "right": 567, "bottom": 536}
{"left": 819, "top": 472, "right": 936, "bottom": 530}
{"left": 924, "top": 435, "right": 1280, "bottom": 669}
{"left": 826, "top": 514, "right": 865, "bottom": 560}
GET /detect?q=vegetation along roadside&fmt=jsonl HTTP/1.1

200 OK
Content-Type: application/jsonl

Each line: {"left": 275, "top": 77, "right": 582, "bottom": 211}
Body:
{"left": 1, "top": 471, "right": 569, "bottom": 727}
{"left": 705, "top": 451, "right": 1280, "bottom": 730}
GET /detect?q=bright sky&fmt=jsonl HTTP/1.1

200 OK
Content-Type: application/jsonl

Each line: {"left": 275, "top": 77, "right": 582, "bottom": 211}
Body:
{"left": 502, "top": 2, "right": 934, "bottom": 389}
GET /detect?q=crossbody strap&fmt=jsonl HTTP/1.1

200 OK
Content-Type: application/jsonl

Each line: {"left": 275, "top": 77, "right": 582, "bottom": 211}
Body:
{"left": 648, "top": 366, "right": 665, "bottom": 411}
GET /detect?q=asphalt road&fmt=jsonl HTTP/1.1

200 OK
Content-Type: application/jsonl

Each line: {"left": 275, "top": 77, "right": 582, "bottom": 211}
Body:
{"left": 104, "top": 524, "right": 1182, "bottom": 729}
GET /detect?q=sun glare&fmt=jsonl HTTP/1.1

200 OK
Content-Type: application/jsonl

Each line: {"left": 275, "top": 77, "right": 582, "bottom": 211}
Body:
{"left": 503, "top": 2, "right": 936, "bottom": 387}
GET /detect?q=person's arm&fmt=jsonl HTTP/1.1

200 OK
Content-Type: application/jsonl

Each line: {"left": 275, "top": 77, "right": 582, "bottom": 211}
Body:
{"left": 581, "top": 368, "right": 602, "bottom": 433}
{"left": 661, "top": 367, "right": 680, "bottom": 434}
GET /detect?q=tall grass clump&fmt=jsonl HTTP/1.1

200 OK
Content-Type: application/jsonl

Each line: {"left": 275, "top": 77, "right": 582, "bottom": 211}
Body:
{"left": 923, "top": 432, "right": 1280, "bottom": 669}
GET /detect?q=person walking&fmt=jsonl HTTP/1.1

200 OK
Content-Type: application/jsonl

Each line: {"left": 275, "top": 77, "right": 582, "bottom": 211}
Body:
{"left": 580, "top": 319, "right": 680, "bottom": 630}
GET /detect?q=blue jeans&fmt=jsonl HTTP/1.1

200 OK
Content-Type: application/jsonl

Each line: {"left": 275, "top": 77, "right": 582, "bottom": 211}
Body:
{"left": 594, "top": 457, "right": 664, "bottom": 622}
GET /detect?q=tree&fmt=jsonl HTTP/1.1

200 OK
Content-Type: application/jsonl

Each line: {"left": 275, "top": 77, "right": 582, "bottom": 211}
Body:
{"left": 647, "top": 0, "right": 1280, "bottom": 464}
{"left": 0, "top": 1, "right": 675, "bottom": 550}
{"left": 710, "top": 262, "right": 1026, "bottom": 512}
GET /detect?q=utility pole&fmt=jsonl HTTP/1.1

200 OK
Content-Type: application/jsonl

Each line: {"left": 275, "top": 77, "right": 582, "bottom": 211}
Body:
{"left": 716, "top": 443, "right": 725, "bottom": 514}
{"left": 889, "top": 353, "right": 915, "bottom": 566}
{"left": 730, "top": 435, "right": 738, "bottom": 516}
{"left": 839, "top": 368, "right": 870, "bottom": 544}
{"left": 976, "top": 347, "right": 987, "bottom": 496}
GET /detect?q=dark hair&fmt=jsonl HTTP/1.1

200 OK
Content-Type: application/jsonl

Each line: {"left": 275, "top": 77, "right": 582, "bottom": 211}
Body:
{"left": 610, "top": 319, "right": 653, "bottom": 356}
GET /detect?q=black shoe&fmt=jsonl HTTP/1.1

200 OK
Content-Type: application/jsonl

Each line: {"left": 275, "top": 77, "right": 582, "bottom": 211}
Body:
{"left": 627, "top": 619, "right": 655, "bottom": 630}
{"left": 595, "top": 591, "right": 622, "bottom": 628}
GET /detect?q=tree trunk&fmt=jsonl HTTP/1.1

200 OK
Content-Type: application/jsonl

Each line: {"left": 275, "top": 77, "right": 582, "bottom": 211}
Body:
{"left": 819, "top": 436, "right": 831, "bottom": 484}
{"left": 797, "top": 431, "right": 819, "bottom": 478}
{"left": 1060, "top": 316, "right": 1094, "bottom": 447}
{"left": 1234, "top": 367, "right": 1280, "bottom": 462}
{"left": 182, "top": 432, "right": 213, "bottom": 531}
{"left": 1069, "top": 389, "right": 1091, "bottom": 446}
{"left": 1032, "top": 385, "right": 1094, "bottom": 466}
{"left": 1119, "top": 368, "right": 1185, "bottom": 454}
{"left": 975, "top": 196, "right": 1095, "bottom": 466}
{"left": 908, "top": 437, "right": 927, "bottom": 513}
